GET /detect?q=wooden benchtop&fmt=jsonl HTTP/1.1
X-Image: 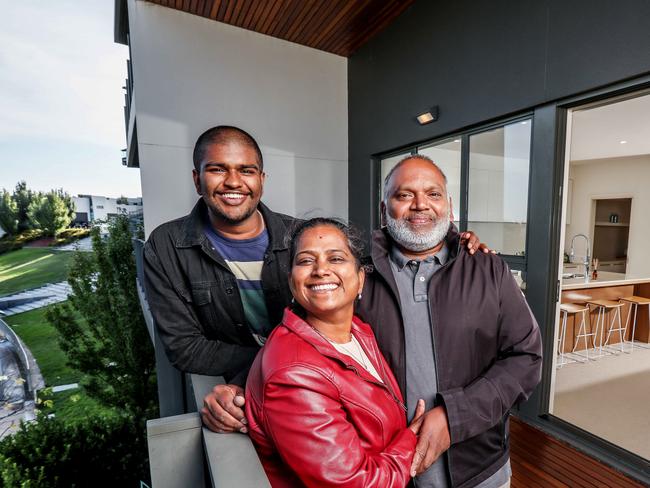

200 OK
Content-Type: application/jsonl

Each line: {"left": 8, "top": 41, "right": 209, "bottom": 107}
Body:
{"left": 562, "top": 275, "right": 650, "bottom": 291}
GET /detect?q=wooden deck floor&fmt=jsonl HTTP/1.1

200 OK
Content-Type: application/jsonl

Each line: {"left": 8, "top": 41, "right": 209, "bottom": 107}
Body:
{"left": 510, "top": 417, "right": 646, "bottom": 487}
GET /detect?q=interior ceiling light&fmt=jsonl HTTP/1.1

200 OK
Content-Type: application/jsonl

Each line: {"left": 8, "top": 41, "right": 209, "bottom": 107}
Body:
{"left": 416, "top": 106, "right": 439, "bottom": 125}
{"left": 620, "top": 140, "right": 628, "bottom": 144}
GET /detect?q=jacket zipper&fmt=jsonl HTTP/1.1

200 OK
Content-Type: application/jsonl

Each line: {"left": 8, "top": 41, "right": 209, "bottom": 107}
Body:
{"left": 350, "top": 332, "right": 409, "bottom": 413}
{"left": 318, "top": 343, "right": 408, "bottom": 413}
{"left": 344, "top": 363, "right": 408, "bottom": 413}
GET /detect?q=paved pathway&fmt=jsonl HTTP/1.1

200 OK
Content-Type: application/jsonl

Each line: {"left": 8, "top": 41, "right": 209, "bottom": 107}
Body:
{"left": 0, "top": 401, "right": 37, "bottom": 439}
{"left": 0, "top": 282, "right": 72, "bottom": 316}
{"left": 51, "top": 383, "right": 79, "bottom": 393}
{"left": 55, "top": 236, "right": 93, "bottom": 252}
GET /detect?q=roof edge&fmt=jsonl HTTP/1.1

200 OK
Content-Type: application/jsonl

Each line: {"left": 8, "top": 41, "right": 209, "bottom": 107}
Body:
{"left": 114, "top": 0, "right": 129, "bottom": 45}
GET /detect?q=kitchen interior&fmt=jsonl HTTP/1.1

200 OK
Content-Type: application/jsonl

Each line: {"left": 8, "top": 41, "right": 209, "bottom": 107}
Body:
{"left": 551, "top": 91, "right": 650, "bottom": 461}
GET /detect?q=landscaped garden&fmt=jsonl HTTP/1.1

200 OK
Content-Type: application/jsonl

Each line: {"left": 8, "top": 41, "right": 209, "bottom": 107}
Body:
{"left": 0, "top": 216, "right": 156, "bottom": 486}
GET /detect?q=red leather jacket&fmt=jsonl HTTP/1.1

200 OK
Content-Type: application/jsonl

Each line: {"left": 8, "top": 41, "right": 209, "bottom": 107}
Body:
{"left": 245, "top": 308, "right": 416, "bottom": 487}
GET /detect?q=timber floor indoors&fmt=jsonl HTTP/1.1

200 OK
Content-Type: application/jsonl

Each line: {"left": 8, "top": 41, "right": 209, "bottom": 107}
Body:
{"left": 510, "top": 417, "right": 647, "bottom": 487}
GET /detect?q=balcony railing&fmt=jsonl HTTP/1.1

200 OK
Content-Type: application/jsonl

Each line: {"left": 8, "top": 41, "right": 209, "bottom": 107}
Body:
{"left": 133, "top": 239, "right": 269, "bottom": 487}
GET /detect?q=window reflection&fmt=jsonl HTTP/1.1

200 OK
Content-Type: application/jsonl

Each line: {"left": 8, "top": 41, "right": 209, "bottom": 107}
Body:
{"left": 468, "top": 120, "right": 531, "bottom": 256}
{"left": 380, "top": 152, "right": 411, "bottom": 200}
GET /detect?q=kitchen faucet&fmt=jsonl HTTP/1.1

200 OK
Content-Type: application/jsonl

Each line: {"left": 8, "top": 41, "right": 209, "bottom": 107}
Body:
{"left": 570, "top": 233, "right": 591, "bottom": 283}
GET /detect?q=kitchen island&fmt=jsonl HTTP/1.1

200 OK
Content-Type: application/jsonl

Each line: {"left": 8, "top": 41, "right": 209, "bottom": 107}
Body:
{"left": 558, "top": 274, "right": 650, "bottom": 352}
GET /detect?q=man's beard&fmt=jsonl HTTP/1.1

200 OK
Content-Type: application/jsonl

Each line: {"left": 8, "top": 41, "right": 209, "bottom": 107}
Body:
{"left": 385, "top": 210, "right": 451, "bottom": 252}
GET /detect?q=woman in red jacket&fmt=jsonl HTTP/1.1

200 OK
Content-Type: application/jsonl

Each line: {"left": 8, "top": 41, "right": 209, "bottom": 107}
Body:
{"left": 246, "top": 218, "right": 424, "bottom": 487}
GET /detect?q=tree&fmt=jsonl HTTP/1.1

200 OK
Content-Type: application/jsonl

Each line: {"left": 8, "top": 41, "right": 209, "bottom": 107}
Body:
{"left": 0, "top": 189, "right": 18, "bottom": 236}
{"left": 56, "top": 188, "right": 76, "bottom": 222}
{"left": 27, "top": 190, "right": 73, "bottom": 237}
{"left": 13, "top": 181, "right": 34, "bottom": 232}
{"left": 46, "top": 215, "right": 157, "bottom": 419}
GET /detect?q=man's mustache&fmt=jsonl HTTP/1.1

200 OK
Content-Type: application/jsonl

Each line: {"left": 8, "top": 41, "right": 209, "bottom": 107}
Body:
{"left": 403, "top": 213, "right": 435, "bottom": 221}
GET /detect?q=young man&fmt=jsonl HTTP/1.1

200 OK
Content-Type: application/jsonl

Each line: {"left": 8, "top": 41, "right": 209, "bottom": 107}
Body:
{"left": 143, "top": 126, "right": 294, "bottom": 392}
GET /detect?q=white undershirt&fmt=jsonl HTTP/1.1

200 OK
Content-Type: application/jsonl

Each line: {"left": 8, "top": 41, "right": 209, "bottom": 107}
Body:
{"left": 329, "top": 335, "right": 383, "bottom": 383}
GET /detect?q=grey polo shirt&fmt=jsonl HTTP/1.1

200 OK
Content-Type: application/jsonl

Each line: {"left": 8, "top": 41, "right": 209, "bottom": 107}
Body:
{"left": 389, "top": 244, "right": 511, "bottom": 488}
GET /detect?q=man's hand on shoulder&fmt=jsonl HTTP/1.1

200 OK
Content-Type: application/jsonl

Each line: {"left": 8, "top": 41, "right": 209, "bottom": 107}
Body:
{"left": 460, "top": 231, "right": 495, "bottom": 255}
{"left": 201, "top": 384, "right": 248, "bottom": 434}
{"left": 410, "top": 406, "right": 451, "bottom": 477}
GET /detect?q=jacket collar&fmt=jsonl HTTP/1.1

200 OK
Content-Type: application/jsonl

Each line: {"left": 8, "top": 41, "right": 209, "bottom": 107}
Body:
{"left": 177, "top": 198, "right": 289, "bottom": 251}
{"left": 280, "top": 308, "right": 385, "bottom": 383}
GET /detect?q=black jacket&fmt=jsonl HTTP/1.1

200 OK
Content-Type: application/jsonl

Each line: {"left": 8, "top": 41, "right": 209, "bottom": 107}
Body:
{"left": 357, "top": 226, "right": 543, "bottom": 488}
{"left": 143, "top": 199, "right": 295, "bottom": 385}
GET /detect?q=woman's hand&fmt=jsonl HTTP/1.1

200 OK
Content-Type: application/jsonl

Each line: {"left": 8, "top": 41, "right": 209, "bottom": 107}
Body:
{"left": 407, "top": 399, "right": 426, "bottom": 435}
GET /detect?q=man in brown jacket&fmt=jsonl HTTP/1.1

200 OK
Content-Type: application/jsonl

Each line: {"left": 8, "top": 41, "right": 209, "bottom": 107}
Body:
{"left": 356, "top": 155, "right": 542, "bottom": 488}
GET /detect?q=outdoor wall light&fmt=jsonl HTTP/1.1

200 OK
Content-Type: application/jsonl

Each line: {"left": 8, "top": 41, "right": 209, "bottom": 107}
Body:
{"left": 416, "top": 106, "right": 439, "bottom": 125}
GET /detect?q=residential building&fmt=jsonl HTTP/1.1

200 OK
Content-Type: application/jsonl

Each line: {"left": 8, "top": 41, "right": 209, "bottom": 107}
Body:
{"left": 72, "top": 195, "right": 143, "bottom": 225}
{"left": 115, "top": 0, "right": 650, "bottom": 485}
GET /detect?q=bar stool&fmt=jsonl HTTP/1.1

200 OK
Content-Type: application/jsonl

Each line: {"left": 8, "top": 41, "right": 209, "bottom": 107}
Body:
{"left": 619, "top": 296, "right": 650, "bottom": 351}
{"left": 587, "top": 299, "right": 626, "bottom": 356}
{"left": 559, "top": 303, "right": 592, "bottom": 363}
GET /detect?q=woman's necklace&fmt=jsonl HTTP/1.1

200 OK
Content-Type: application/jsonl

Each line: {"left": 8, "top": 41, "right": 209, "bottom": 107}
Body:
{"left": 307, "top": 324, "right": 369, "bottom": 370}
{"left": 328, "top": 335, "right": 369, "bottom": 371}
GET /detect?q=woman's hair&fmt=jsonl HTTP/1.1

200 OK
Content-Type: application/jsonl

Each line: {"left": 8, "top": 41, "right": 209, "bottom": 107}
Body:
{"left": 286, "top": 217, "right": 366, "bottom": 271}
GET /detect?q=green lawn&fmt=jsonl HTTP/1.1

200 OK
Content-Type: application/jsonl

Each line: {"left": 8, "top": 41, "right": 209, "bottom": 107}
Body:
{"left": 4, "top": 305, "right": 113, "bottom": 421}
{"left": 49, "top": 389, "right": 115, "bottom": 423}
{"left": 0, "top": 248, "right": 74, "bottom": 296}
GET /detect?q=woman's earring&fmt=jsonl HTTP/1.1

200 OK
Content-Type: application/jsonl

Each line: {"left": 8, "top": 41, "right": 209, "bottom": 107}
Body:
{"left": 357, "top": 293, "right": 362, "bottom": 301}
{"left": 291, "top": 297, "right": 295, "bottom": 304}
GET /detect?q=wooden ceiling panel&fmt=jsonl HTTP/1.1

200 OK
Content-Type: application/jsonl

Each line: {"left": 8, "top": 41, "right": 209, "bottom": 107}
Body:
{"left": 145, "top": 0, "right": 415, "bottom": 57}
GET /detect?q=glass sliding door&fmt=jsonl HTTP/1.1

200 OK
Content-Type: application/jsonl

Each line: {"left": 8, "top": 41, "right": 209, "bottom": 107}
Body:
{"left": 550, "top": 90, "right": 650, "bottom": 462}
{"left": 467, "top": 119, "right": 532, "bottom": 257}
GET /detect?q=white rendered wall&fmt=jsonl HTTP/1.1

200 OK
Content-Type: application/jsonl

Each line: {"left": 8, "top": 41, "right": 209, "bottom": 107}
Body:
{"left": 126, "top": 0, "right": 348, "bottom": 237}
{"left": 565, "top": 155, "right": 650, "bottom": 277}
{"left": 73, "top": 197, "right": 91, "bottom": 215}
{"left": 90, "top": 195, "right": 119, "bottom": 220}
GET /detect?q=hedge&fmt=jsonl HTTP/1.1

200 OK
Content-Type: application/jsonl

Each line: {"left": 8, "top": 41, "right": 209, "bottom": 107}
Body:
{"left": 0, "top": 413, "right": 150, "bottom": 487}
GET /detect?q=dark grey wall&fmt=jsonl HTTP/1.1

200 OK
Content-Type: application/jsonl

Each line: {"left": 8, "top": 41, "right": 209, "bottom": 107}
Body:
{"left": 348, "top": 0, "right": 650, "bottom": 231}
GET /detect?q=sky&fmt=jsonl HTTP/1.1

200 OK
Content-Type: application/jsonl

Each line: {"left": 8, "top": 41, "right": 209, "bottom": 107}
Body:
{"left": 0, "top": 1, "right": 141, "bottom": 198}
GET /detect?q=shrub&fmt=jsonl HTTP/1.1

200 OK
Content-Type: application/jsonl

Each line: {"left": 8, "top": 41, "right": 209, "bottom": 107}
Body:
{"left": 53, "top": 228, "right": 91, "bottom": 246}
{"left": 0, "top": 240, "right": 23, "bottom": 256}
{"left": 13, "top": 230, "right": 43, "bottom": 245}
{"left": 0, "top": 413, "right": 150, "bottom": 487}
